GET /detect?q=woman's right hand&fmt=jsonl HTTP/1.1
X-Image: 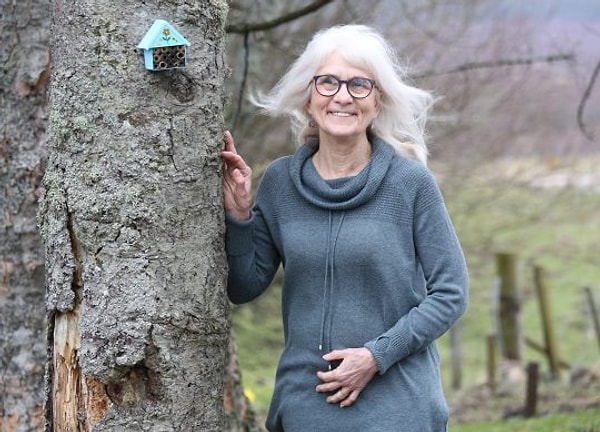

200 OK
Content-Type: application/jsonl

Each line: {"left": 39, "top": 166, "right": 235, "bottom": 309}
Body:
{"left": 221, "top": 131, "right": 253, "bottom": 220}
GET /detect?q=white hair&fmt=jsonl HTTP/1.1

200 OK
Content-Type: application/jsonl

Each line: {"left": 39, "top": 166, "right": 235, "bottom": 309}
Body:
{"left": 251, "top": 24, "right": 434, "bottom": 165}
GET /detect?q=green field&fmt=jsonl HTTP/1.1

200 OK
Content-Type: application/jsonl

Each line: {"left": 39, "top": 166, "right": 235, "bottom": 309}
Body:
{"left": 452, "top": 408, "right": 600, "bottom": 432}
{"left": 232, "top": 156, "right": 600, "bottom": 429}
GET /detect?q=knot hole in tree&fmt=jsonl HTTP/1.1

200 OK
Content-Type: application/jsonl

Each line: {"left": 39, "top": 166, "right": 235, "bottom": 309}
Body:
{"left": 156, "top": 71, "right": 198, "bottom": 103}
{"left": 105, "top": 364, "right": 160, "bottom": 407}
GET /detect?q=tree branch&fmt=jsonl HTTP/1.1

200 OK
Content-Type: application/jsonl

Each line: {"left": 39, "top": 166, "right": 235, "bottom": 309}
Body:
{"left": 231, "top": 31, "right": 250, "bottom": 132}
{"left": 577, "top": 58, "right": 600, "bottom": 141}
{"left": 411, "top": 54, "right": 573, "bottom": 79}
{"left": 225, "top": 0, "right": 335, "bottom": 34}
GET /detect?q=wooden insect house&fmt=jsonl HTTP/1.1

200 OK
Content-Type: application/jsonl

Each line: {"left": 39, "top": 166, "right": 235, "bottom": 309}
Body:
{"left": 138, "top": 20, "right": 190, "bottom": 70}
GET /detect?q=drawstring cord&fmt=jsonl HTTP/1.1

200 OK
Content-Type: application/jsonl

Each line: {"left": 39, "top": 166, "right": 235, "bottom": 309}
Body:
{"left": 318, "top": 211, "right": 333, "bottom": 352}
{"left": 318, "top": 211, "right": 346, "bottom": 356}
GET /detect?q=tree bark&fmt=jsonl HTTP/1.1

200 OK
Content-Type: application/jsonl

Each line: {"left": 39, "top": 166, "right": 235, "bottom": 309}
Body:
{"left": 38, "top": 1, "right": 231, "bottom": 430}
{"left": 224, "top": 331, "right": 262, "bottom": 432}
{"left": 0, "top": 0, "right": 50, "bottom": 430}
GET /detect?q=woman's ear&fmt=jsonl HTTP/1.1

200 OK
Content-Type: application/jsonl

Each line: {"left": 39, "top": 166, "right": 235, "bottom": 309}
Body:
{"left": 305, "top": 99, "right": 314, "bottom": 122}
{"left": 375, "top": 91, "right": 383, "bottom": 114}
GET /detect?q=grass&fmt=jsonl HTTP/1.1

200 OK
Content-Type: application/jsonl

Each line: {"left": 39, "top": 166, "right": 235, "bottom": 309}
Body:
{"left": 439, "top": 157, "right": 600, "bottom": 390}
{"left": 231, "top": 282, "right": 282, "bottom": 411}
{"left": 451, "top": 408, "right": 600, "bottom": 432}
{"left": 232, "top": 155, "right": 600, "bottom": 427}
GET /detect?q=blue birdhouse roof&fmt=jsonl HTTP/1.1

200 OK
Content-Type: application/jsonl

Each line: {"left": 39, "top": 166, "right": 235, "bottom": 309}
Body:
{"left": 137, "top": 19, "right": 190, "bottom": 50}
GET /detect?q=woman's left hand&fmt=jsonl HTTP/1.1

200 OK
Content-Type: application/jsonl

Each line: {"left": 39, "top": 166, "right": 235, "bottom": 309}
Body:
{"left": 316, "top": 347, "right": 379, "bottom": 407}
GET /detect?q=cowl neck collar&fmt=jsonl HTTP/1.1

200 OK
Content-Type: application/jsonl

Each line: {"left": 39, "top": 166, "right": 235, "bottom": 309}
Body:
{"left": 289, "top": 136, "right": 394, "bottom": 210}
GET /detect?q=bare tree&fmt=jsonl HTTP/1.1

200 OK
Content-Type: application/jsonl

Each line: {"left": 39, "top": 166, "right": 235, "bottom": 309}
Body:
{"left": 225, "top": 0, "right": 592, "bottom": 162}
{"left": 36, "top": 1, "right": 231, "bottom": 429}
{"left": 0, "top": 0, "right": 50, "bottom": 429}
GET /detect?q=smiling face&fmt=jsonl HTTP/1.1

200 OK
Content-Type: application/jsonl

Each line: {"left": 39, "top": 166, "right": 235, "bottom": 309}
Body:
{"left": 307, "top": 53, "right": 380, "bottom": 145}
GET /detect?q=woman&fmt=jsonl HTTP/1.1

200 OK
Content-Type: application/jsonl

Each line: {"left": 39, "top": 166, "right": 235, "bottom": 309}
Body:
{"left": 222, "top": 24, "right": 468, "bottom": 432}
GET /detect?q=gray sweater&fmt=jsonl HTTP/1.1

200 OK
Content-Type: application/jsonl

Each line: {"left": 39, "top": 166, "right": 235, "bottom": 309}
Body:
{"left": 226, "top": 137, "right": 469, "bottom": 432}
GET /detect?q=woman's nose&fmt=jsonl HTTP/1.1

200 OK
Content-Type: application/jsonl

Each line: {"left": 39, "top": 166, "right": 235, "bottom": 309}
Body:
{"left": 332, "top": 83, "right": 353, "bottom": 102}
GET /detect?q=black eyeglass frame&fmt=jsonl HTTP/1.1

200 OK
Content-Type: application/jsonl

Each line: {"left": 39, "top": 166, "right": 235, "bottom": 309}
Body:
{"left": 312, "top": 75, "right": 376, "bottom": 99}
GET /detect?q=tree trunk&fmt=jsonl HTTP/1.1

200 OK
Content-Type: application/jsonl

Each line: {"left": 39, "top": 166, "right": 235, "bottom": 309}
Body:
{"left": 38, "top": 1, "right": 231, "bottom": 430}
{"left": 224, "top": 331, "right": 262, "bottom": 432}
{"left": 0, "top": 0, "right": 51, "bottom": 430}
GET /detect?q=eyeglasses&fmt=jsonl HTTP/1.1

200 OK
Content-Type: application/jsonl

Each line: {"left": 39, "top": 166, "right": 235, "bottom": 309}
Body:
{"left": 312, "top": 75, "right": 376, "bottom": 99}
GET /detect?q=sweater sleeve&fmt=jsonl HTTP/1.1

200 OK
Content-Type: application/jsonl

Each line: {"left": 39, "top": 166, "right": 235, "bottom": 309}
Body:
{"left": 364, "top": 169, "right": 469, "bottom": 374}
{"left": 225, "top": 200, "right": 281, "bottom": 305}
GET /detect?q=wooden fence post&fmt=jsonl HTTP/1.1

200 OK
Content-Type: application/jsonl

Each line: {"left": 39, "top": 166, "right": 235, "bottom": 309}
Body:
{"left": 524, "top": 362, "right": 539, "bottom": 418}
{"left": 486, "top": 334, "right": 497, "bottom": 392}
{"left": 450, "top": 323, "right": 462, "bottom": 390}
{"left": 584, "top": 286, "right": 600, "bottom": 356}
{"left": 533, "top": 265, "right": 560, "bottom": 380}
{"left": 496, "top": 253, "right": 521, "bottom": 361}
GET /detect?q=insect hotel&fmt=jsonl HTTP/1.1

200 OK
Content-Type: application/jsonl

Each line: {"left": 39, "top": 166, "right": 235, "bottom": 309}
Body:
{"left": 138, "top": 19, "right": 190, "bottom": 70}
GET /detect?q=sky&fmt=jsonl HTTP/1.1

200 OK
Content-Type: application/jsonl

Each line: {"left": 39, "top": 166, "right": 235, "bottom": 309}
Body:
{"left": 494, "top": 0, "right": 600, "bottom": 21}
{"left": 482, "top": 0, "right": 600, "bottom": 58}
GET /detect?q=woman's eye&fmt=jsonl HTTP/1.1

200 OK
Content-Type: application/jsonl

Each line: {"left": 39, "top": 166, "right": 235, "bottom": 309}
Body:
{"left": 351, "top": 78, "right": 370, "bottom": 89}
